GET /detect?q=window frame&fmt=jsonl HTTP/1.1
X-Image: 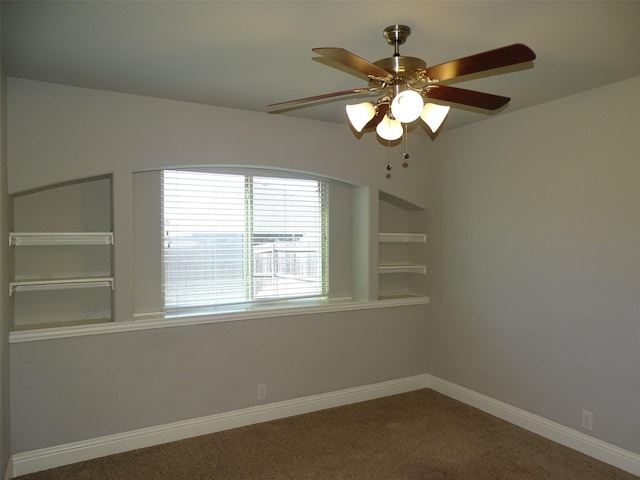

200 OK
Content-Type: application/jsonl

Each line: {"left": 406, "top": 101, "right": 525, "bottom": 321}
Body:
{"left": 161, "top": 168, "right": 329, "bottom": 313}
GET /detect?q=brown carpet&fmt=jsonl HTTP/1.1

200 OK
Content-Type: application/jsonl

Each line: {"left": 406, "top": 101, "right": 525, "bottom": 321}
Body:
{"left": 16, "top": 389, "right": 639, "bottom": 479}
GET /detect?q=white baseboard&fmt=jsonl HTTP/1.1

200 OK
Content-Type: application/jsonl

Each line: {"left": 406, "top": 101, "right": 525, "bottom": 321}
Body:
{"left": 11, "top": 374, "right": 640, "bottom": 478}
{"left": 426, "top": 375, "right": 640, "bottom": 477}
{"left": 3, "top": 458, "right": 12, "bottom": 480}
{"left": 11, "top": 374, "right": 430, "bottom": 477}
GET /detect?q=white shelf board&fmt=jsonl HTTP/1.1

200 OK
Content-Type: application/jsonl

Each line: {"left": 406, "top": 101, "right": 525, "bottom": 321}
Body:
{"left": 10, "top": 277, "right": 114, "bottom": 296}
{"left": 9, "top": 232, "right": 113, "bottom": 247}
{"left": 378, "top": 233, "right": 426, "bottom": 243}
{"left": 378, "top": 264, "right": 426, "bottom": 275}
{"left": 378, "top": 293, "right": 428, "bottom": 302}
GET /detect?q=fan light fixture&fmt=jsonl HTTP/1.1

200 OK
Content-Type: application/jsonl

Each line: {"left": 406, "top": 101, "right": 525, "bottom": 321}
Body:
{"left": 347, "top": 96, "right": 449, "bottom": 138}
{"left": 390, "top": 89, "right": 424, "bottom": 123}
{"left": 376, "top": 114, "right": 403, "bottom": 141}
{"left": 346, "top": 102, "right": 376, "bottom": 132}
{"left": 344, "top": 25, "right": 451, "bottom": 142}
{"left": 420, "top": 103, "right": 451, "bottom": 133}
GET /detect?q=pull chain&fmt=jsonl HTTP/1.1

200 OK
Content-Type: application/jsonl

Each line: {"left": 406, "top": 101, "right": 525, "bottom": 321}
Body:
{"left": 386, "top": 139, "right": 392, "bottom": 179}
{"left": 403, "top": 124, "right": 410, "bottom": 168}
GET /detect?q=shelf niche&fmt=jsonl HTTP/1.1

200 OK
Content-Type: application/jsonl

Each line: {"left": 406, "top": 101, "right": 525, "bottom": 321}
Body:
{"left": 10, "top": 175, "right": 114, "bottom": 330}
{"left": 378, "top": 191, "right": 427, "bottom": 301}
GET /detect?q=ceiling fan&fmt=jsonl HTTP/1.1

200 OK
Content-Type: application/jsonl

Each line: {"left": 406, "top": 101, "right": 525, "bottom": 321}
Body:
{"left": 268, "top": 25, "right": 536, "bottom": 142}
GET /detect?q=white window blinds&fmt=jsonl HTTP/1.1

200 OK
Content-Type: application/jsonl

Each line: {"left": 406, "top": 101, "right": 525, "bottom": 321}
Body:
{"left": 162, "top": 170, "right": 328, "bottom": 310}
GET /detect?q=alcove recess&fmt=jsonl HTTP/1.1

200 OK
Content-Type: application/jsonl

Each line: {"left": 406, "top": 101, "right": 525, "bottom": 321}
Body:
{"left": 378, "top": 191, "right": 427, "bottom": 300}
{"left": 9, "top": 175, "right": 114, "bottom": 330}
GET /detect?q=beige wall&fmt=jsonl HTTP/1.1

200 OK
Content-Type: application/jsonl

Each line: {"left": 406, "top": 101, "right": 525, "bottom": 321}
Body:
{"left": 427, "top": 76, "right": 640, "bottom": 453}
{"left": 6, "top": 78, "right": 430, "bottom": 206}
{"left": 0, "top": 56, "right": 12, "bottom": 477}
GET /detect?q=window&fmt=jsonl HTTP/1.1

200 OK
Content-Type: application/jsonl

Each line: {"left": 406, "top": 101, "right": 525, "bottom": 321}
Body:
{"left": 162, "top": 170, "right": 328, "bottom": 311}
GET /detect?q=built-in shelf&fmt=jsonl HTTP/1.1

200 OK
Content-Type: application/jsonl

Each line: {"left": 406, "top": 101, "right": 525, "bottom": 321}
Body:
{"left": 10, "top": 232, "right": 114, "bottom": 247}
{"left": 9, "top": 277, "right": 114, "bottom": 296}
{"left": 378, "top": 293, "right": 428, "bottom": 302}
{"left": 378, "top": 233, "right": 426, "bottom": 244}
{"left": 11, "top": 317, "right": 113, "bottom": 332}
{"left": 11, "top": 176, "right": 115, "bottom": 329}
{"left": 378, "top": 192, "right": 428, "bottom": 300}
{"left": 378, "top": 264, "right": 426, "bottom": 275}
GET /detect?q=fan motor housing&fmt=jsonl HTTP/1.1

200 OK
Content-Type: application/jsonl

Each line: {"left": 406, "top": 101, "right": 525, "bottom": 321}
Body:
{"left": 374, "top": 56, "right": 427, "bottom": 82}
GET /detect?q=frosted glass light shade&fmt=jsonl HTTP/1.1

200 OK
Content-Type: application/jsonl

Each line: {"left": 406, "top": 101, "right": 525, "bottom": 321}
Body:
{"left": 390, "top": 90, "right": 424, "bottom": 123}
{"left": 420, "top": 103, "right": 450, "bottom": 133}
{"left": 376, "top": 114, "right": 403, "bottom": 141}
{"left": 346, "top": 102, "right": 376, "bottom": 132}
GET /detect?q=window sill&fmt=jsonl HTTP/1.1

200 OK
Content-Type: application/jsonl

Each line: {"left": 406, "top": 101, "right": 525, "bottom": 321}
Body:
{"left": 9, "top": 296, "right": 429, "bottom": 343}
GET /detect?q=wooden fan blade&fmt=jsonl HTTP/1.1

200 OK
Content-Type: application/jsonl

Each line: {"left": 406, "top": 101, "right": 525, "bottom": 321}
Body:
{"left": 312, "top": 47, "right": 392, "bottom": 80}
{"left": 363, "top": 103, "right": 389, "bottom": 129}
{"left": 425, "top": 44, "right": 536, "bottom": 82}
{"left": 426, "top": 85, "right": 510, "bottom": 110}
{"left": 268, "top": 88, "right": 380, "bottom": 111}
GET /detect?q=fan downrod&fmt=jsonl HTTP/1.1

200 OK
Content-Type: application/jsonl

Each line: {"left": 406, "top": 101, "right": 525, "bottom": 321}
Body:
{"left": 374, "top": 25, "right": 426, "bottom": 80}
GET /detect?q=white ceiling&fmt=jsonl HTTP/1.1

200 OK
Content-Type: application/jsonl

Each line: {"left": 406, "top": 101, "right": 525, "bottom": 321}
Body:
{"left": 2, "top": 1, "right": 640, "bottom": 132}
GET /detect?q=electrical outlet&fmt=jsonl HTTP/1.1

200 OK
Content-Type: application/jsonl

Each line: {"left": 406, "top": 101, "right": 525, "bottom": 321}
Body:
{"left": 257, "top": 383, "right": 267, "bottom": 401}
{"left": 581, "top": 409, "right": 594, "bottom": 431}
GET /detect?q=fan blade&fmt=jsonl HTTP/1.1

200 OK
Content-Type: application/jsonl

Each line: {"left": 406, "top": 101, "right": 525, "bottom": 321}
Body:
{"left": 425, "top": 44, "right": 536, "bottom": 82}
{"left": 363, "top": 103, "right": 389, "bottom": 129}
{"left": 268, "top": 88, "right": 380, "bottom": 111}
{"left": 313, "top": 47, "right": 392, "bottom": 80}
{"left": 425, "top": 85, "right": 510, "bottom": 110}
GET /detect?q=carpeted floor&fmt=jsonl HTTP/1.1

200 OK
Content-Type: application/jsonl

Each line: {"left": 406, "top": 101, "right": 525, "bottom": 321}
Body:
{"left": 16, "top": 389, "right": 639, "bottom": 479}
